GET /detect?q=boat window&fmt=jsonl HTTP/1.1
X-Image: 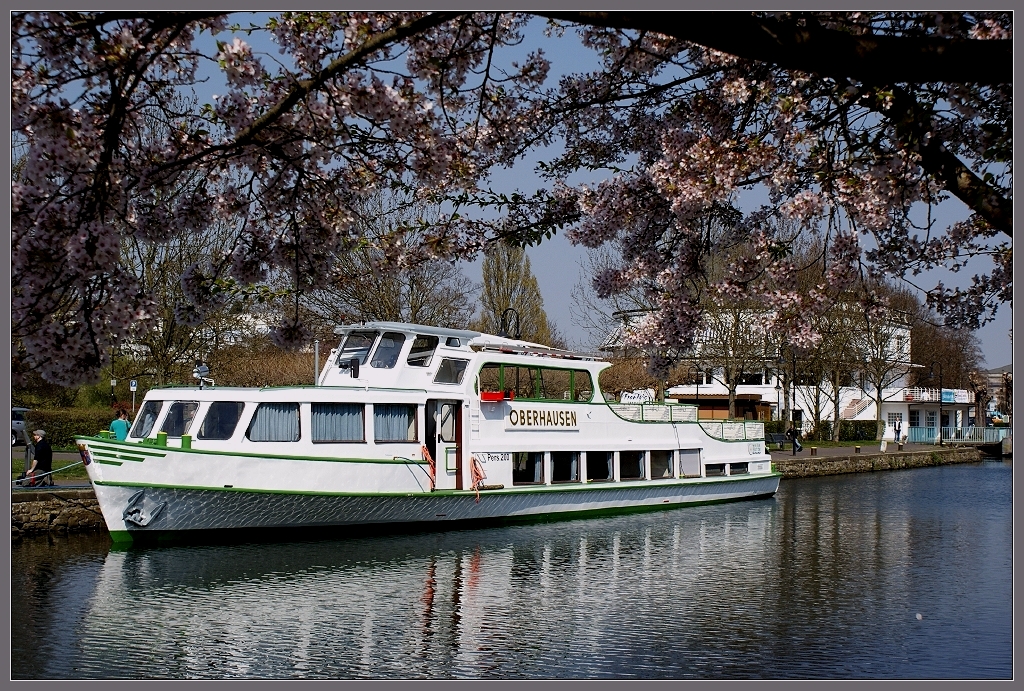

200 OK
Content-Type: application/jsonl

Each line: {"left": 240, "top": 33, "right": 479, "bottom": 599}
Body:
{"left": 197, "top": 401, "right": 245, "bottom": 440}
{"left": 586, "top": 451, "right": 613, "bottom": 482}
{"left": 477, "top": 363, "right": 594, "bottom": 402}
{"left": 619, "top": 450, "right": 644, "bottom": 480}
{"left": 506, "top": 365, "right": 539, "bottom": 399}
{"left": 246, "top": 403, "right": 300, "bottom": 442}
{"left": 160, "top": 401, "right": 199, "bottom": 437}
{"left": 434, "top": 358, "right": 469, "bottom": 385}
{"left": 573, "top": 370, "right": 594, "bottom": 402}
{"left": 477, "top": 363, "right": 501, "bottom": 393}
{"left": 446, "top": 337, "right": 461, "bottom": 347}
{"left": 729, "top": 462, "right": 749, "bottom": 475}
{"left": 438, "top": 403, "right": 457, "bottom": 443}
{"left": 551, "top": 451, "right": 579, "bottom": 483}
{"left": 512, "top": 452, "right": 544, "bottom": 485}
{"left": 374, "top": 404, "right": 416, "bottom": 442}
{"left": 312, "top": 403, "right": 364, "bottom": 442}
{"left": 540, "top": 368, "right": 571, "bottom": 400}
{"left": 370, "top": 332, "right": 406, "bottom": 369}
{"left": 130, "top": 401, "right": 164, "bottom": 438}
{"left": 650, "top": 450, "right": 674, "bottom": 479}
{"left": 679, "top": 449, "right": 701, "bottom": 477}
{"left": 705, "top": 463, "right": 726, "bottom": 477}
{"left": 336, "top": 331, "right": 378, "bottom": 366}
{"left": 407, "top": 335, "right": 439, "bottom": 367}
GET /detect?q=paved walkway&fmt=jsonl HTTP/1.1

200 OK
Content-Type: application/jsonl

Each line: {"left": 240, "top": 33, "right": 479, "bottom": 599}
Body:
{"left": 769, "top": 442, "right": 941, "bottom": 460}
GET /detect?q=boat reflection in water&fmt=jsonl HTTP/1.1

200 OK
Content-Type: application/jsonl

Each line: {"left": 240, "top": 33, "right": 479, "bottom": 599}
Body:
{"left": 14, "top": 463, "right": 1011, "bottom": 679}
{"left": 73, "top": 504, "right": 776, "bottom": 678}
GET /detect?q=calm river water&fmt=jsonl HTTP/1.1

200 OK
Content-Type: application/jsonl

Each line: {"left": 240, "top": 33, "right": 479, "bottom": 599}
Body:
{"left": 11, "top": 461, "right": 1012, "bottom": 679}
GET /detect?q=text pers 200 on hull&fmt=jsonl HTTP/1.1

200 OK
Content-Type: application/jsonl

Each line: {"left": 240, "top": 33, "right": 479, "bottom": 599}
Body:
{"left": 77, "top": 322, "right": 779, "bottom": 543}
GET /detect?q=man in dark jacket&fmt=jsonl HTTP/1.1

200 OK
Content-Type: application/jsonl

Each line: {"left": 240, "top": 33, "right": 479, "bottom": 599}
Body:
{"left": 28, "top": 429, "right": 53, "bottom": 486}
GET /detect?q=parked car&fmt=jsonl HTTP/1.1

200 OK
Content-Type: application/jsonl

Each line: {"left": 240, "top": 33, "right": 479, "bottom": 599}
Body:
{"left": 12, "top": 407, "right": 30, "bottom": 446}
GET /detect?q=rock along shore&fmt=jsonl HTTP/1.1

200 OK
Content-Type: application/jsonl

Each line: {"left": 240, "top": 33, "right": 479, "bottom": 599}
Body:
{"left": 11, "top": 447, "right": 986, "bottom": 538}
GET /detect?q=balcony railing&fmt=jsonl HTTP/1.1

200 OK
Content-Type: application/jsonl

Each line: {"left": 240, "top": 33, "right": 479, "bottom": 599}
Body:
{"left": 907, "top": 426, "right": 1010, "bottom": 444}
{"left": 902, "top": 387, "right": 975, "bottom": 404}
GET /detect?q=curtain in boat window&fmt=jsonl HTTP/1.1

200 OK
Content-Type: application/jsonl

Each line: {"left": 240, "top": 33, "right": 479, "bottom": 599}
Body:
{"left": 247, "top": 403, "right": 300, "bottom": 442}
{"left": 374, "top": 404, "right": 416, "bottom": 442}
{"left": 312, "top": 403, "right": 364, "bottom": 442}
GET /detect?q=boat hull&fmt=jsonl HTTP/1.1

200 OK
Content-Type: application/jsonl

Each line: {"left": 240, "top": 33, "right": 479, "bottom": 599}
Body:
{"left": 93, "top": 474, "right": 780, "bottom": 543}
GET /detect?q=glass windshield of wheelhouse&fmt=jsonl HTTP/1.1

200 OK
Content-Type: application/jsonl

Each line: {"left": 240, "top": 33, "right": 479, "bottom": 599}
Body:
{"left": 337, "top": 331, "right": 378, "bottom": 367}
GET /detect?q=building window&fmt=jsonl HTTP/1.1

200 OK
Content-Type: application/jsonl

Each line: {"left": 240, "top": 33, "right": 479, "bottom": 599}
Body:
{"left": 887, "top": 412, "right": 903, "bottom": 430}
{"left": 909, "top": 410, "right": 920, "bottom": 427}
{"left": 374, "top": 404, "right": 417, "bottom": 442}
{"left": 312, "top": 403, "right": 364, "bottom": 442}
{"left": 926, "top": 410, "right": 937, "bottom": 428}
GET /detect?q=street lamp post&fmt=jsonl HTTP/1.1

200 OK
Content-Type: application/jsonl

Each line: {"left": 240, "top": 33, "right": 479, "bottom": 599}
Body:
{"left": 687, "top": 366, "right": 701, "bottom": 419}
{"left": 930, "top": 361, "right": 944, "bottom": 446}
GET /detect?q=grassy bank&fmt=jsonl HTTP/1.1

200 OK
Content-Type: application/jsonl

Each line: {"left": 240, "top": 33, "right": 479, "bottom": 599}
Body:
{"left": 11, "top": 455, "right": 90, "bottom": 482}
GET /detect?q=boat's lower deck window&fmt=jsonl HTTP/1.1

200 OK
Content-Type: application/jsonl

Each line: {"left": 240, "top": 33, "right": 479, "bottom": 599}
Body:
{"left": 313, "top": 403, "right": 364, "bottom": 442}
{"left": 198, "top": 401, "right": 245, "bottom": 440}
{"left": 729, "top": 462, "right": 749, "bottom": 475}
{"left": 512, "top": 452, "right": 544, "bottom": 485}
{"left": 586, "top": 451, "right": 612, "bottom": 481}
{"left": 247, "top": 403, "right": 300, "bottom": 442}
{"left": 705, "top": 463, "right": 726, "bottom": 477}
{"left": 650, "top": 450, "right": 674, "bottom": 479}
{"left": 619, "top": 451, "right": 644, "bottom": 480}
{"left": 550, "top": 451, "right": 579, "bottom": 483}
{"left": 374, "top": 404, "right": 417, "bottom": 442}
{"left": 679, "top": 449, "right": 701, "bottom": 478}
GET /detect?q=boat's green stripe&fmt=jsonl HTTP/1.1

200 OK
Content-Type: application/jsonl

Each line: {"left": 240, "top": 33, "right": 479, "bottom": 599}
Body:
{"left": 78, "top": 435, "right": 427, "bottom": 465}
{"left": 92, "top": 450, "right": 147, "bottom": 463}
{"left": 96, "top": 459, "right": 123, "bottom": 466}
{"left": 93, "top": 472, "right": 779, "bottom": 497}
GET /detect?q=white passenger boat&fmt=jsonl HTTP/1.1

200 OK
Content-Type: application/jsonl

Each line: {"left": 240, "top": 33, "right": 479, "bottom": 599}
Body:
{"left": 76, "top": 322, "right": 779, "bottom": 544}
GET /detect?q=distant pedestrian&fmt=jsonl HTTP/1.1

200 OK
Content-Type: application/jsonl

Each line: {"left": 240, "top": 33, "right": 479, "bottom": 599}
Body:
{"left": 110, "top": 409, "right": 130, "bottom": 441}
{"left": 28, "top": 430, "right": 53, "bottom": 486}
{"left": 787, "top": 425, "right": 803, "bottom": 453}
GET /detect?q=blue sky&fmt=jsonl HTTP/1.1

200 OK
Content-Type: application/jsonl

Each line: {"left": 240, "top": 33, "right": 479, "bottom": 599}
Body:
{"left": 189, "top": 14, "right": 1012, "bottom": 368}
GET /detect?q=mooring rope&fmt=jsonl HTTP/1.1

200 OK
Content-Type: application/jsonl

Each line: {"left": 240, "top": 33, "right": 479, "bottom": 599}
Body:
{"left": 11, "top": 460, "right": 85, "bottom": 487}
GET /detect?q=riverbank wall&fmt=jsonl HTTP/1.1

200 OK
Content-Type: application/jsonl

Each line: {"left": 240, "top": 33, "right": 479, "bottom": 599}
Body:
{"left": 773, "top": 446, "right": 983, "bottom": 479}
{"left": 11, "top": 489, "right": 105, "bottom": 538}
{"left": 10, "top": 447, "right": 987, "bottom": 537}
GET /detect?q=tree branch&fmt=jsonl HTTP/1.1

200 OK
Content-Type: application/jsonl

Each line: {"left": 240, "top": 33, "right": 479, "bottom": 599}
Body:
{"left": 872, "top": 86, "right": 1012, "bottom": 237}
{"left": 535, "top": 12, "right": 1011, "bottom": 85}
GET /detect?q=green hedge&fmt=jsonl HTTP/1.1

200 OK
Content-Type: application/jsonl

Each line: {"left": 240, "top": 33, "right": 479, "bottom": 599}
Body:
{"left": 23, "top": 408, "right": 115, "bottom": 450}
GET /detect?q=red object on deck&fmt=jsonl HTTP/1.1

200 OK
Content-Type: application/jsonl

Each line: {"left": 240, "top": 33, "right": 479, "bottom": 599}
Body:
{"left": 480, "top": 391, "right": 504, "bottom": 402}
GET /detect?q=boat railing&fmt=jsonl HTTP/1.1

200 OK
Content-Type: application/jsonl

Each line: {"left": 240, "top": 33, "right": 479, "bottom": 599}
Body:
{"left": 609, "top": 403, "right": 698, "bottom": 423}
{"left": 607, "top": 403, "right": 765, "bottom": 441}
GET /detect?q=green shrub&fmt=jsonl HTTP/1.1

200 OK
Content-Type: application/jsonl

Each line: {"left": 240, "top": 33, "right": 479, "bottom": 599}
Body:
{"left": 807, "top": 420, "right": 833, "bottom": 441}
{"left": 23, "top": 408, "right": 115, "bottom": 450}
{"left": 838, "top": 420, "right": 879, "bottom": 441}
{"left": 763, "top": 420, "right": 788, "bottom": 435}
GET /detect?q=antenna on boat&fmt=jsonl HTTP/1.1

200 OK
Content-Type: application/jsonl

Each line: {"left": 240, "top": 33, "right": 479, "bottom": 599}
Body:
{"left": 497, "top": 308, "right": 521, "bottom": 340}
